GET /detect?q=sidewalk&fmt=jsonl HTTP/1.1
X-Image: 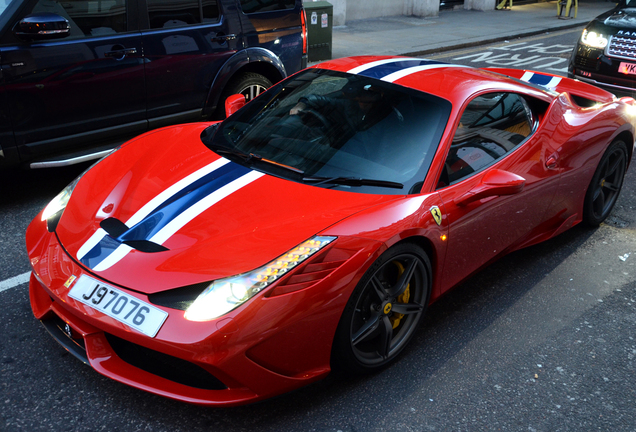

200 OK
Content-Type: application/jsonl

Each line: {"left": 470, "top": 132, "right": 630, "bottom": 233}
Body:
{"left": 331, "top": 0, "right": 613, "bottom": 59}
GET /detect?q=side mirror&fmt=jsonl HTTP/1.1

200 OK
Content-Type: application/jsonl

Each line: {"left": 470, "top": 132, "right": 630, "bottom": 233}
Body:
{"left": 14, "top": 13, "right": 70, "bottom": 41}
{"left": 454, "top": 169, "right": 525, "bottom": 207}
{"left": 225, "top": 94, "right": 246, "bottom": 117}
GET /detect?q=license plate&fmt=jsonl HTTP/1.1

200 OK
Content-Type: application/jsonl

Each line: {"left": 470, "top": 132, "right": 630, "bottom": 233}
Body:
{"left": 618, "top": 62, "right": 636, "bottom": 75}
{"left": 68, "top": 275, "right": 168, "bottom": 337}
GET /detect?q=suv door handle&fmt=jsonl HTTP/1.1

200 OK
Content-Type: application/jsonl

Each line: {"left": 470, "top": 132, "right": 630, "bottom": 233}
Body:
{"left": 105, "top": 46, "right": 137, "bottom": 60}
{"left": 211, "top": 34, "right": 236, "bottom": 42}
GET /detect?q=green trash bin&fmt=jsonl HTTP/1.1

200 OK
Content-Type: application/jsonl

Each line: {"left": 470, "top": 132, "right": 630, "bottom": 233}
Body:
{"left": 304, "top": 1, "right": 332, "bottom": 62}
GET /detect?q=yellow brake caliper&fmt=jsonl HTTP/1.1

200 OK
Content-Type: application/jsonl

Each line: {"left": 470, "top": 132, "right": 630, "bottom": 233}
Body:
{"left": 390, "top": 261, "right": 410, "bottom": 329}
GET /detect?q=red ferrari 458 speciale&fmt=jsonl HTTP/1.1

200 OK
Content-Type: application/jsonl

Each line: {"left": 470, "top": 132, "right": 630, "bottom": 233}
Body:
{"left": 27, "top": 56, "right": 635, "bottom": 406}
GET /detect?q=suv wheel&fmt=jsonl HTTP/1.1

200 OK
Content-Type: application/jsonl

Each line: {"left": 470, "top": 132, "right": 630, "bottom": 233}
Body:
{"left": 217, "top": 72, "right": 272, "bottom": 118}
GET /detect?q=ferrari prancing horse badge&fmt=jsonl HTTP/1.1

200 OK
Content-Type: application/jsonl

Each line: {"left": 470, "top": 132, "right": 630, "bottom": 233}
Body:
{"left": 430, "top": 206, "right": 442, "bottom": 226}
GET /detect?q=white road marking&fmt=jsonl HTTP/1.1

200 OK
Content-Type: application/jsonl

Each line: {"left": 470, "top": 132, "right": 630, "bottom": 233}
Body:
{"left": 0, "top": 272, "right": 30, "bottom": 293}
{"left": 451, "top": 45, "right": 572, "bottom": 74}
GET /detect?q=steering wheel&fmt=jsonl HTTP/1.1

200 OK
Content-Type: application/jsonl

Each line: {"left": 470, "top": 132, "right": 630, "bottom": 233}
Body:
{"left": 298, "top": 109, "right": 331, "bottom": 131}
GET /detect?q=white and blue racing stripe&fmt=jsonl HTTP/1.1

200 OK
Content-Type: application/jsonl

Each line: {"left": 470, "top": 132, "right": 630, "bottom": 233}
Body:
{"left": 148, "top": 169, "right": 263, "bottom": 246}
{"left": 77, "top": 157, "right": 231, "bottom": 262}
{"left": 520, "top": 71, "right": 561, "bottom": 90}
{"left": 347, "top": 58, "right": 467, "bottom": 83}
{"left": 78, "top": 158, "right": 263, "bottom": 271}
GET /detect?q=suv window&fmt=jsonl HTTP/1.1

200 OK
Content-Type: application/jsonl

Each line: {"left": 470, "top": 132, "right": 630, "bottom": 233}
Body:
{"left": 29, "top": 0, "right": 127, "bottom": 37}
{"left": 240, "top": 0, "right": 294, "bottom": 14}
{"left": 147, "top": 0, "right": 219, "bottom": 28}
{"left": 438, "top": 92, "right": 533, "bottom": 188}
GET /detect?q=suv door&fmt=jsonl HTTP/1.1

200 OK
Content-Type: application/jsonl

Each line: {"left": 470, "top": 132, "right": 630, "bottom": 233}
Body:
{"left": 0, "top": 0, "right": 146, "bottom": 166}
{"left": 0, "top": 82, "right": 16, "bottom": 167}
{"left": 140, "top": 0, "right": 240, "bottom": 127}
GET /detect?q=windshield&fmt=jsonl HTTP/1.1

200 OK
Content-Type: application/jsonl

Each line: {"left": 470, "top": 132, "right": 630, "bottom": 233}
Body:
{"left": 203, "top": 69, "right": 452, "bottom": 195}
{"left": 0, "top": 0, "right": 17, "bottom": 18}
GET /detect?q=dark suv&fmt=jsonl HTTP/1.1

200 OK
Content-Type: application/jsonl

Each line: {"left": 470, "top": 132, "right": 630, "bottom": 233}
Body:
{"left": 568, "top": 0, "right": 636, "bottom": 96}
{"left": 0, "top": 0, "right": 307, "bottom": 169}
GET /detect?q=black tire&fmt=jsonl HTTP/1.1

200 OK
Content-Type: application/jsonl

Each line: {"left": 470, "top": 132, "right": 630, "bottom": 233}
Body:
{"left": 331, "top": 242, "right": 432, "bottom": 375}
{"left": 582, "top": 140, "right": 628, "bottom": 227}
{"left": 216, "top": 72, "right": 272, "bottom": 118}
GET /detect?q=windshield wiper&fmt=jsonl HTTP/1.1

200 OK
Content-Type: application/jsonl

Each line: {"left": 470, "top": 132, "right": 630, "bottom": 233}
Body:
{"left": 302, "top": 176, "right": 404, "bottom": 189}
{"left": 214, "top": 148, "right": 304, "bottom": 175}
{"left": 214, "top": 147, "right": 260, "bottom": 163}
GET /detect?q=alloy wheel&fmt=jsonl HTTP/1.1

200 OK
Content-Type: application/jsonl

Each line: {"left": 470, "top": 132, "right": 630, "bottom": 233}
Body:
{"left": 590, "top": 144, "right": 626, "bottom": 221}
{"left": 349, "top": 253, "right": 427, "bottom": 366}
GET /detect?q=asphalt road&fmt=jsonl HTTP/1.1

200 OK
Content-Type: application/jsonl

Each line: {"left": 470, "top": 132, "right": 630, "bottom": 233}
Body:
{"left": 427, "top": 27, "right": 581, "bottom": 74}
{"left": 2, "top": 29, "right": 636, "bottom": 432}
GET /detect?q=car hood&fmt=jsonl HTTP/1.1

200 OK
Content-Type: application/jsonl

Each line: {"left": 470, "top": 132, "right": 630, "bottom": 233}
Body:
{"left": 596, "top": 7, "right": 636, "bottom": 29}
{"left": 55, "top": 124, "right": 397, "bottom": 293}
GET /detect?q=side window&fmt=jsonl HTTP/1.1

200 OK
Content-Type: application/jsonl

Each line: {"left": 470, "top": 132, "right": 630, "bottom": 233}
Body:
{"left": 240, "top": 0, "right": 295, "bottom": 14}
{"left": 29, "top": 0, "right": 127, "bottom": 38}
{"left": 437, "top": 92, "right": 534, "bottom": 188}
{"left": 147, "top": 0, "right": 219, "bottom": 29}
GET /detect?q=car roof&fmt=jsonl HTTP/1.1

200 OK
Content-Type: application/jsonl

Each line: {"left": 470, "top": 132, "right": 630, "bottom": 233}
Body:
{"left": 314, "top": 56, "right": 556, "bottom": 104}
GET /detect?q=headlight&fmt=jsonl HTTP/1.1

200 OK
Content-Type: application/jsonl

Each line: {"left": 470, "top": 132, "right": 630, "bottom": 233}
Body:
{"left": 581, "top": 29, "right": 608, "bottom": 49}
{"left": 41, "top": 175, "right": 83, "bottom": 232}
{"left": 184, "top": 236, "right": 336, "bottom": 321}
{"left": 41, "top": 149, "right": 118, "bottom": 232}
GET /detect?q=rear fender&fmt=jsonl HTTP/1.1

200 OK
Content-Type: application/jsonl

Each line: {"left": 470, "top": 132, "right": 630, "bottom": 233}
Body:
{"left": 486, "top": 68, "right": 617, "bottom": 104}
{"left": 617, "top": 97, "right": 636, "bottom": 167}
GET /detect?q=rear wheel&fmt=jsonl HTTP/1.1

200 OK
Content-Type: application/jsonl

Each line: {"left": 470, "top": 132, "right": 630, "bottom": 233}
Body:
{"left": 216, "top": 72, "right": 272, "bottom": 118}
{"left": 583, "top": 140, "right": 628, "bottom": 227}
{"left": 331, "top": 242, "right": 431, "bottom": 374}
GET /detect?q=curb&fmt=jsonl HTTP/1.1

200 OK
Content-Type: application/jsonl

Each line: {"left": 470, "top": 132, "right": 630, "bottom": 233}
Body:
{"left": 399, "top": 21, "right": 585, "bottom": 57}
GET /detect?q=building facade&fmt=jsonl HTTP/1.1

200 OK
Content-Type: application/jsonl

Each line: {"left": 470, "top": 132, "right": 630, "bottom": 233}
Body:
{"left": 307, "top": 0, "right": 496, "bottom": 26}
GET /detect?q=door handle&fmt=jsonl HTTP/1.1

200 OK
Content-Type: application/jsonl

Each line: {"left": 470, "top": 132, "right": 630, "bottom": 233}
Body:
{"left": 105, "top": 47, "right": 137, "bottom": 60}
{"left": 546, "top": 155, "right": 558, "bottom": 169}
{"left": 211, "top": 34, "right": 236, "bottom": 43}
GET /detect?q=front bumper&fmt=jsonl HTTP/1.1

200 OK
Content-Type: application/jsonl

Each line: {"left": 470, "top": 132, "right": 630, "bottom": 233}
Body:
{"left": 27, "top": 215, "right": 376, "bottom": 406}
{"left": 570, "top": 44, "right": 636, "bottom": 96}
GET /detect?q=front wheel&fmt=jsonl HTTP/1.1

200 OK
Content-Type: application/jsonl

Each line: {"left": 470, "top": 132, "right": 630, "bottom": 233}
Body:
{"left": 331, "top": 242, "right": 431, "bottom": 374}
{"left": 583, "top": 139, "right": 628, "bottom": 227}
